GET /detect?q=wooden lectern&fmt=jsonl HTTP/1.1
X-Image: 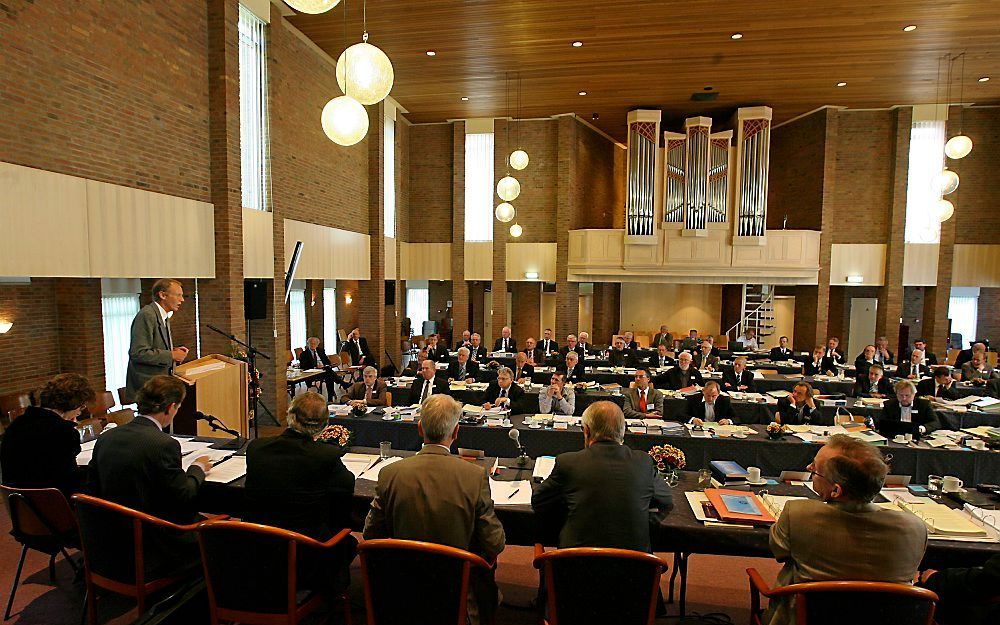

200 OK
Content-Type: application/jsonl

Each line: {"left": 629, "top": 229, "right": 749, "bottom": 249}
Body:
{"left": 172, "top": 355, "right": 248, "bottom": 437}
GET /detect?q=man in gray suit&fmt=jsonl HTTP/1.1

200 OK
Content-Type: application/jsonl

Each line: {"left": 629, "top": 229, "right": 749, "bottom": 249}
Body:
{"left": 765, "top": 434, "right": 927, "bottom": 625}
{"left": 125, "top": 279, "right": 189, "bottom": 401}
{"left": 623, "top": 368, "right": 664, "bottom": 418}
{"left": 363, "top": 394, "right": 505, "bottom": 624}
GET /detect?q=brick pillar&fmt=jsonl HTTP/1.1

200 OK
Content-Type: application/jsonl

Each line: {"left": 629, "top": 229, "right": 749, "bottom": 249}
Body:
{"left": 306, "top": 280, "right": 324, "bottom": 341}
{"left": 876, "top": 108, "right": 912, "bottom": 346}
{"left": 591, "top": 282, "right": 622, "bottom": 345}
{"left": 451, "top": 122, "right": 469, "bottom": 335}
{"left": 923, "top": 198, "right": 957, "bottom": 357}
{"left": 555, "top": 117, "right": 580, "bottom": 341}
{"left": 492, "top": 121, "right": 510, "bottom": 341}
{"left": 201, "top": 0, "right": 245, "bottom": 361}
{"left": 359, "top": 103, "right": 387, "bottom": 369}
{"left": 55, "top": 279, "right": 107, "bottom": 391}
{"left": 812, "top": 109, "right": 839, "bottom": 348}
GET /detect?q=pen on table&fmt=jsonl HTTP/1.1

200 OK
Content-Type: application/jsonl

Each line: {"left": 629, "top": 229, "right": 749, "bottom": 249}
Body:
{"left": 507, "top": 487, "right": 520, "bottom": 499}
{"left": 358, "top": 457, "right": 383, "bottom": 478}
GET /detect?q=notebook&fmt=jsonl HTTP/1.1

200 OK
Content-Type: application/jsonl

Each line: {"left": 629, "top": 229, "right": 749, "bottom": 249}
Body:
{"left": 704, "top": 488, "right": 777, "bottom": 526}
{"left": 889, "top": 499, "right": 988, "bottom": 537}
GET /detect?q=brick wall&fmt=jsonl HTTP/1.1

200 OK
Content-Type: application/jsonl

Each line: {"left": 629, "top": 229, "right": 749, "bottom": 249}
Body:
{"left": 501, "top": 119, "right": 558, "bottom": 241}
{"left": 977, "top": 288, "right": 1000, "bottom": 345}
{"left": 902, "top": 287, "right": 925, "bottom": 349}
{"left": 575, "top": 122, "right": 620, "bottom": 229}
{"left": 407, "top": 124, "right": 453, "bottom": 242}
{"left": 509, "top": 282, "right": 542, "bottom": 341}
{"left": 829, "top": 110, "right": 897, "bottom": 244}
{"left": 768, "top": 110, "right": 827, "bottom": 230}
{"left": 0, "top": 281, "right": 62, "bottom": 395}
{"left": 952, "top": 107, "right": 1000, "bottom": 243}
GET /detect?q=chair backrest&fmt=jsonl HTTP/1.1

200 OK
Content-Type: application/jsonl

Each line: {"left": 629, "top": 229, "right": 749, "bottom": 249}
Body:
{"left": 1, "top": 486, "right": 78, "bottom": 545}
{"left": 294, "top": 347, "right": 303, "bottom": 359}
{"left": 340, "top": 351, "right": 354, "bottom": 367}
{"left": 0, "top": 392, "right": 31, "bottom": 421}
{"left": 788, "top": 581, "right": 938, "bottom": 625}
{"left": 72, "top": 494, "right": 148, "bottom": 585}
{"left": 359, "top": 539, "right": 489, "bottom": 625}
{"left": 105, "top": 408, "right": 135, "bottom": 426}
{"left": 385, "top": 391, "right": 392, "bottom": 407}
{"left": 117, "top": 387, "right": 133, "bottom": 407}
{"left": 534, "top": 546, "right": 668, "bottom": 625}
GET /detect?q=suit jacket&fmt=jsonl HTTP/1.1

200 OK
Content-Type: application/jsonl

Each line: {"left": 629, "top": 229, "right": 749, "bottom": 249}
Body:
{"left": 852, "top": 377, "right": 892, "bottom": 398}
{"left": 341, "top": 379, "right": 389, "bottom": 406}
{"left": 521, "top": 347, "right": 543, "bottom": 365}
{"left": 537, "top": 338, "right": 559, "bottom": 355}
{"left": 770, "top": 346, "right": 794, "bottom": 361}
{"left": 512, "top": 363, "right": 534, "bottom": 381}
{"left": 492, "top": 337, "right": 517, "bottom": 352}
{"left": 299, "top": 346, "right": 331, "bottom": 370}
{"left": 608, "top": 349, "right": 637, "bottom": 368}
{"left": 408, "top": 376, "right": 450, "bottom": 406}
{"left": 482, "top": 381, "right": 525, "bottom": 410}
{"left": 576, "top": 343, "right": 594, "bottom": 358}
{"left": 125, "top": 303, "right": 175, "bottom": 399}
{"left": 898, "top": 362, "right": 931, "bottom": 379}
{"left": 647, "top": 353, "right": 675, "bottom": 370}
{"left": 651, "top": 332, "right": 674, "bottom": 348}
{"left": 538, "top": 387, "right": 575, "bottom": 415}
{"left": 664, "top": 366, "right": 704, "bottom": 390}
{"left": 821, "top": 348, "right": 845, "bottom": 374}
{"left": 692, "top": 350, "right": 719, "bottom": 370}
{"left": 531, "top": 442, "right": 673, "bottom": 552}
{"left": 466, "top": 345, "right": 488, "bottom": 362}
{"left": 679, "top": 337, "right": 700, "bottom": 352}
{"left": 558, "top": 364, "right": 587, "bottom": 383}
{"left": 623, "top": 387, "right": 664, "bottom": 418}
{"left": 455, "top": 340, "right": 472, "bottom": 352}
{"left": 987, "top": 377, "right": 1000, "bottom": 400}
{"left": 953, "top": 348, "right": 974, "bottom": 370}
{"left": 873, "top": 349, "right": 895, "bottom": 366}
{"left": 344, "top": 337, "right": 375, "bottom": 367}
{"left": 721, "top": 368, "right": 756, "bottom": 393}
{"left": 245, "top": 429, "right": 355, "bottom": 540}
{"left": 447, "top": 360, "right": 481, "bottom": 382}
{"left": 803, "top": 359, "right": 829, "bottom": 376}
{"left": 425, "top": 343, "right": 450, "bottom": 363}
{"left": 916, "top": 377, "right": 960, "bottom": 400}
{"left": 878, "top": 398, "right": 941, "bottom": 438}
{"left": 923, "top": 553, "right": 1000, "bottom": 623}
{"left": 0, "top": 406, "right": 83, "bottom": 496}
{"left": 363, "top": 445, "right": 505, "bottom": 561}
{"left": 767, "top": 499, "right": 927, "bottom": 625}
{"left": 684, "top": 395, "right": 736, "bottom": 423}
{"left": 624, "top": 340, "right": 639, "bottom": 351}
{"left": 961, "top": 362, "right": 997, "bottom": 382}
{"left": 775, "top": 397, "right": 818, "bottom": 426}
{"left": 906, "top": 349, "right": 939, "bottom": 366}
{"left": 559, "top": 345, "right": 585, "bottom": 360}
{"left": 854, "top": 356, "right": 876, "bottom": 380}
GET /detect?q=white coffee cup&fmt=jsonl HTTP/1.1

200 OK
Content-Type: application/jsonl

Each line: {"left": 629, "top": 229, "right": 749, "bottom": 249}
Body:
{"left": 893, "top": 435, "right": 907, "bottom": 443}
{"left": 942, "top": 476, "right": 964, "bottom": 493}
{"left": 904, "top": 433, "right": 913, "bottom": 443}
{"left": 968, "top": 439, "right": 986, "bottom": 450}
{"left": 747, "top": 467, "right": 762, "bottom": 483}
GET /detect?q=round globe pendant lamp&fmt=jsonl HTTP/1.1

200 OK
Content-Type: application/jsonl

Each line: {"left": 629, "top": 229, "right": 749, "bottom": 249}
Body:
{"left": 509, "top": 149, "right": 529, "bottom": 170}
{"left": 284, "top": 0, "right": 341, "bottom": 14}
{"left": 496, "top": 176, "right": 521, "bottom": 202}
{"left": 509, "top": 223, "right": 523, "bottom": 238}
{"left": 495, "top": 202, "right": 515, "bottom": 223}
{"left": 936, "top": 199, "right": 955, "bottom": 222}
{"left": 935, "top": 169, "right": 960, "bottom": 195}
{"left": 336, "top": 39, "right": 394, "bottom": 105}
{"left": 321, "top": 96, "right": 369, "bottom": 146}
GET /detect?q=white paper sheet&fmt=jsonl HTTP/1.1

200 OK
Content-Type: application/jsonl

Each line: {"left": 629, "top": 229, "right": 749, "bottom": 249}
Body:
{"left": 490, "top": 479, "right": 533, "bottom": 505}
{"left": 205, "top": 456, "right": 247, "bottom": 483}
{"left": 532, "top": 456, "right": 555, "bottom": 481}
{"left": 354, "top": 455, "right": 403, "bottom": 481}
{"left": 182, "top": 449, "right": 233, "bottom": 471}
{"left": 173, "top": 438, "right": 215, "bottom": 454}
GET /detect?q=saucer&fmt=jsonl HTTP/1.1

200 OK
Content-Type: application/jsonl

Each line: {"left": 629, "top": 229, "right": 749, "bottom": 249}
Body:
{"left": 528, "top": 423, "right": 542, "bottom": 429}
{"left": 746, "top": 479, "right": 768, "bottom": 486}
{"left": 381, "top": 415, "right": 396, "bottom": 421}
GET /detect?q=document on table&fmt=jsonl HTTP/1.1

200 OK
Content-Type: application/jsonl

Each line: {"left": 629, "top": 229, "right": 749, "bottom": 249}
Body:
{"left": 173, "top": 438, "right": 216, "bottom": 455}
{"left": 532, "top": 456, "right": 556, "bottom": 482}
{"left": 182, "top": 449, "right": 233, "bottom": 471}
{"left": 684, "top": 492, "right": 755, "bottom": 528}
{"left": 352, "top": 455, "right": 403, "bottom": 481}
{"left": 489, "top": 479, "right": 532, "bottom": 505}
{"left": 205, "top": 456, "right": 247, "bottom": 483}
{"left": 76, "top": 439, "right": 98, "bottom": 466}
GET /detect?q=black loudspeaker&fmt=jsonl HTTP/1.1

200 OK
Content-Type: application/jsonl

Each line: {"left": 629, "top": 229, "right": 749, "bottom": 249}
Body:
{"left": 244, "top": 280, "right": 267, "bottom": 320}
{"left": 385, "top": 281, "right": 396, "bottom": 306}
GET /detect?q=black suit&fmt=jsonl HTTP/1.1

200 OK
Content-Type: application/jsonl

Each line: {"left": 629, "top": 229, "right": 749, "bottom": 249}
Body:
{"left": 87, "top": 417, "right": 205, "bottom": 577}
{"left": 821, "top": 348, "right": 845, "bottom": 374}
{"left": 769, "top": 346, "right": 794, "bottom": 361}
{"left": 493, "top": 337, "right": 517, "bottom": 352}
{"left": 344, "top": 337, "right": 376, "bottom": 368}
{"left": 559, "top": 345, "right": 585, "bottom": 360}
{"left": 482, "top": 381, "right": 525, "bottom": 411}
{"left": 446, "top": 359, "right": 480, "bottom": 382}
{"left": 684, "top": 395, "right": 736, "bottom": 423}
{"left": 466, "top": 345, "right": 488, "bottom": 362}
{"left": 647, "top": 353, "right": 675, "bottom": 369}
{"left": 455, "top": 340, "right": 472, "bottom": 352}
{"left": 531, "top": 441, "right": 673, "bottom": 552}
{"left": 512, "top": 363, "right": 534, "bottom": 381}
{"left": 878, "top": 398, "right": 941, "bottom": 438}
{"left": 873, "top": 349, "right": 895, "bottom": 366}
{"left": 407, "top": 376, "right": 450, "bottom": 406}
{"left": 854, "top": 356, "right": 876, "bottom": 381}
{"left": 558, "top": 364, "right": 587, "bottom": 383}
{"left": 664, "top": 366, "right": 704, "bottom": 390}
{"left": 538, "top": 339, "right": 559, "bottom": 355}
{"left": 299, "top": 346, "right": 345, "bottom": 399}
{"left": 624, "top": 340, "right": 639, "bottom": 351}
{"left": 803, "top": 359, "right": 828, "bottom": 376}
{"left": 916, "top": 377, "right": 960, "bottom": 400}
{"left": 721, "top": 368, "right": 756, "bottom": 393}
{"left": 775, "top": 397, "right": 818, "bottom": 426}
{"left": 906, "top": 349, "right": 938, "bottom": 366}
{"left": 953, "top": 348, "right": 975, "bottom": 370}
{"left": 853, "top": 377, "right": 892, "bottom": 397}
{"left": 987, "top": 378, "right": 1000, "bottom": 400}
{"left": 0, "top": 406, "right": 83, "bottom": 496}
{"left": 425, "top": 343, "right": 450, "bottom": 363}
{"left": 923, "top": 554, "right": 1000, "bottom": 625}
{"left": 898, "top": 362, "right": 931, "bottom": 379}
{"left": 608, "top": 349, "right": 636, "bottom": 368}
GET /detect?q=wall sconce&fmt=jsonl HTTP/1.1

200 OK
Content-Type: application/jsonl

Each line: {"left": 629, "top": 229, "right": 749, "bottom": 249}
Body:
{"left": 846, "top": 275, "right": 863, "bottom": 284}
{"left": 345, "top": 294, "right": 353, "bottom": 304}
{"left": 0, "top": 321, "right": 12, "bottom": 334}
{"left": 525, "top": 271, "right": 539, "bottom": 280}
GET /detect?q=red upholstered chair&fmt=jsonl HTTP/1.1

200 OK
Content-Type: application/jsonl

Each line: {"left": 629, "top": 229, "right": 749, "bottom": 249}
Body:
{"left": 358, "top": 539, "right": 491, "bottom": 625}
{"left": 1, "top": 486, "right": 81, "bottom": 620}
{"left": 71, "top": 494, "right": 226, "bottom": 624}
{"left": 197, "top": 520, "right": 353, "bottom": 625}
{"left": 533, "top": 543, "right": 669, "bottom": 625}
{"left": 746, "top": 567, "right": 938, "bottom": 625}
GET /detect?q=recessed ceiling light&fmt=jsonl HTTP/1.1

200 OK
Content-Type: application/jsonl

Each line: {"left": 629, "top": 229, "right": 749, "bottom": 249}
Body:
{"left": 578, "top": 91, "right": 587, "bottom": 96}
{"left": 731, "top": 32, "right": 743, "bottom": 39}
{"left": 979, "top": 76, "right": 990, "bottom": 82}
{"left": 836, "top": 81, "right": 847, "bottom": 87}
{"left": 572, "top": 41, "right": 583, "bottom": 47}
{"left": 425, "top": 50, "right": 436, "bottom": 56}
{"left": 902, "top": 25, "right": 917, "bottom": 32}
{"left": 461, "top": 96, "right": 469, "bottom": 101}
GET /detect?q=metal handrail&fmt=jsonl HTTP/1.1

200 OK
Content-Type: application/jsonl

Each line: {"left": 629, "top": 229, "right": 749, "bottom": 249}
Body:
{"left": 726, "top": 290, "right": 774, "bottom": 340}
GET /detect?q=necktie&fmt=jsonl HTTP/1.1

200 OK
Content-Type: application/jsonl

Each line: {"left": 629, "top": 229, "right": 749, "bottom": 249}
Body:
{"left": 312, "top": 349, "right": 319, "bottom": 363}
{"left": 871, "top": 382, "right": 877, "bottom": 393}
{"left": 660, "top": 357, "right": 665, "bottom": 367}
{"left": 500, "top": 387, "right": 507, "bottom": 398}
{"left": 366, "top": 386, "right": 373, "bottom": 401}
{"left": 421, "top": 380, "right": 431, "bottom": 404}
{"left": 639, "top": 389, "right": 647, "bottom": 413}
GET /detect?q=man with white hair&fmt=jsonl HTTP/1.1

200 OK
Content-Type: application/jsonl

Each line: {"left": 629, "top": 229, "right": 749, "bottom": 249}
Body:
{"left": 493, "top": 326, "right": 516, "bottom": 353}
{"left": 560, "top": 350, "right": 587, "bottom": 383}
{"left": 665, "top": 351, "right": 704, "bottom": 390}
{"left": 532, "top": 400, "right": 673, "bottom": 552}
{"left": 877, "top": 379, "right": 941, "bottom": 439}
{"left": 899, "top": 349, "right": 931, "bottom": 379}
{"left": 468, "top": 333, "right": 487, "bottom": 362}
{"left": 364, "top": 394, "right": 505, "bottom": 624}
{"left": 560, "top": 334, "right": 581, "bottom": 358}
{"left": 341, "top": 366, "right": 388, "bottom": 407}
{"left": 577, "top": 331, "right": 592, "bottom": 357}
{"left": 447, "top": 346, "right": 480, "bottom": 382}
{"left": 483, "top": 367, "right": 524, "bottom": 410}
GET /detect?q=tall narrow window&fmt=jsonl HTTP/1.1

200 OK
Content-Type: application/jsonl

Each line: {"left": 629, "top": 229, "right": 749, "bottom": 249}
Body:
{"left": 239, "top": 5, "right": 270, "bottom": 211}
{"left": 323, "top": 284, "right": 338, "bottom": 351}
{"left": 102, "top": 288, "right": 140, "bottom": 400}
{"left": 289, "top": 289, "right": 307, "bottom": 352}
{"left": 464, "top": 132, "right": 495, "bottom": 242}
{"left": 406, "top": 284, "right": 430, "bottom": 336}
{"left": 384, "top": 113, "right": 396, "bottom": 238}
{"left": 948, "top": 292, "right": 979, "bottom": 348}
{"left": 904, "top": 120, "right": 945, "bottom": 243}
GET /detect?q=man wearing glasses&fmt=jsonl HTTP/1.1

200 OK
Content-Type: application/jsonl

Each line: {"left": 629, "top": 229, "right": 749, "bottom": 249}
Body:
{"left": 764, "top": 435, "right": 927, "bottom": 625}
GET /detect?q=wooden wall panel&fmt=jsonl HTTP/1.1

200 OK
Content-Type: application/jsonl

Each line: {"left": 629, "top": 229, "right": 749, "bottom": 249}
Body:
{"left": 953, "top": 245, "right": 1000, "bottom": 288}
{"left": 619, "top": 283, "right": 722, "bottom": 337}
{"left": 902, "top": 243, "right": 939, "bottom": 287}
{"left": 464, "top": 241, "right": 493, "bottom": 281}
{"left": 400, "top": 243, "right": 451, "bottom": 280}
{"left": 829, "top": 244, "right": 886, "bottom": 286}
{"left": 242, "top": 208, "right": 274, "bottom": 279}
{"left": 283, "top": 219, "right": 370, "bottom": 280}
{"left": 505, "top": 242, "right": 556, "bottom": 282}
{"left": 385, "top": 236, "right": 397, "bottom": 280}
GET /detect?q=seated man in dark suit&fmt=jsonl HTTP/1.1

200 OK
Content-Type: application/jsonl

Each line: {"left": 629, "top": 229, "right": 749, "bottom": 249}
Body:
{"left": 665, "top": 351, "right": 704, "bottom": 390}
{"left": 679, "top": 329, "right": 700, "bottom": 352}
{"left": 685, "top": 381, "right": 735, "bottom": 426}
{"left": 721, "top": 356, "right": 756, "bottom": 393}
{"left": 245, "top": 392, "right": 357, "bottom": 596}
{"left": 538, "top": 329, "right": 559, "bottom": 357}
{"left": 424, "top": 333, "right": 450, "bottom": 363}
{"left": 775, "top": 382, "right": 818, "bottom": 426}
{"left": 898, "top": 349, "right": 932, "bottom": 379}
{"left": 769, "top": 335, "right": 794, "bottom": 361}
{"left": 493, "top": 326, "right": 516, "bottom": 353}
{"left": 1, "top": 373, "right": 95, "bottom": 497}
{"left": 608, "top": 336, "right": 637, "bottom": 368}
{"left": 987, "top": 377, "right": 1000, "bottom": 400}
{"left": 401, "top": 349, "right": 428, "bottom": 377}
{"left": 953, "top": 341, "right": 986, "bottom": 370}
{"left": 916, "top": 367, "right": 961, "bottom": 400}
{"left": 299, "top": 336, "right": 347, "bottom": 400}
{"left": 622, "top": 331, "right": 639, "bottom": 351}
{"left": 363, "top": 394, "right": 505, "bottom": 624}
{"left": 907, "top": 339, "right": 938, "bottom": 366}
{"left": 920, "top": 554, "right": 1000, "bottom": 625}
{"left": 468, "top": 333, "right": 488, "bottom": 363}
{"left": 692, "top": 340, "right": 719, "bottom": 371}
{"left": 853, "top": 364, "right": 892, "bottom": 398}
{"left": 803, "top": 346, "right": 830, "bottom": 376}
{"left": 559, "top": 351, "right": 587, "bottom": 383}
{"left": 88, "top": 376, "right": 213, "bottom": 577}
{"left": 648, "top": 344, "right": 675, "bottom": 370}
{"left": 341, "top": 366, "right": 389, "bottom": 407}
{"left": 522, "top": 337, "right": 541, "bottom": 365}
{"left": 821, "top": 337, "right": 846, "bottom": 374}
{"left": 532, "top": 401, "right": 673, "bottom": 553}
{"left": 577, "top": 332, "right": 594, "bottom": 358}
{"left": 854, "top": 344, "right": 877, "bottom": 382}
{"left": 651, "top": 325, "right": 674, "bottom": 349}
{"left": 559, "top": 334, "right": 582, "bottom": 359}
{"left": 454, "top": 330, "right": 473, "bottom": 351}
{"left": 408, "top": 358, "right": 449, "bottom": 406}
{"left": 344, "top": 327, "right": 377, "bottom": 369}
{"left": 482, "top": 367, "right": 525, "bottom": 411}
{"left": 878, "top": 380, "right": 941, "bottom": 439}
{"left": 512, "top": 351, "right": 534, "bottom": 383}
{"left": 447, "top": 347, "right": 480, "bottom": 382}
{"left": 874, "top": 336, "right": 895, "bottom": 366}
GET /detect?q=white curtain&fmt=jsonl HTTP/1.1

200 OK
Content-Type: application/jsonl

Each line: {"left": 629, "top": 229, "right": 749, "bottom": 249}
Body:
{"left": 102, "top": 294, "right": 140, "bottom": 397}
{"left": 407, "top": 288, "right": 430, "bottom": 336}
{"left": 323, "top": 287, "right": 338, "bottom": 351}
{"left": 384, "top": 114, "right": 396, "bottom": 238}
{"left": 238, "top": 5, "right": 269, "bottom": 212}
{"left": 464, "top": 132, "right": 494, "bottom": 242}
{"left": 904, "top": 120, "right": 945, "bottom": 244}
{"left": 289, "top": 289, "right": 307, "bottom": 353}
{"left": 948, "top": 296, "right": 979, "bottom": 348}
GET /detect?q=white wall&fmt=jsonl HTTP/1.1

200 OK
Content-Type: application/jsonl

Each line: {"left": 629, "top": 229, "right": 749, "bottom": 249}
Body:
{"left": 619, "top": 283, "right": 723, "bottom": 336}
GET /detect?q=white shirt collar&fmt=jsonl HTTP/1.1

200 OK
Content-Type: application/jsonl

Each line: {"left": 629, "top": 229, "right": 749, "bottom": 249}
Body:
{"left": 138, "top": 414, "right": 163, "bottom": 429}
{"left": 154, "top": 302, "right": 173, "bottom": 322}
{"left": 421, "top": 443, "right": 451, "bottom": 453}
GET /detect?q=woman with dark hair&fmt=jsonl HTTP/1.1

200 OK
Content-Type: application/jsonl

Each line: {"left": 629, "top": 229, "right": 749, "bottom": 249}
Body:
{"left": 0, "top": 373, "right": 96, "bottom": 495}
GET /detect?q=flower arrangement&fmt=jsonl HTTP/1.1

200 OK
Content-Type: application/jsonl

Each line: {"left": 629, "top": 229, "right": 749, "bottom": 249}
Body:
{"left": 315, "top": 424, "right": 354, "bottom": 449}
{"left": 648, "top": 444, "right": 686, "bottom": 472}
{"left": 766, "top": 422, "right": 787, "bottom": 439}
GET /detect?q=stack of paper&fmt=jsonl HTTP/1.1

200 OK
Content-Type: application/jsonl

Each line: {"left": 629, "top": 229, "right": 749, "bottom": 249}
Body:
{"left": 205, "top": 456, "right": 247, "bottom": 483}
{"left": 886, "top": 499, "right": 992, "bottom": 539}
{"left": 347, "top": 455, "right": 402, "bottom": 480}
{"left": 532, "top": 456, "right": 556, "bottom": 482}
{"left": 489, "top": 479, "right": 532, "bottom": 505}
{"left": 76, "top": 439, "right": 99, "bottom": 466}
{"left": 182, "top": 449, "right": 233, "bottom": 471}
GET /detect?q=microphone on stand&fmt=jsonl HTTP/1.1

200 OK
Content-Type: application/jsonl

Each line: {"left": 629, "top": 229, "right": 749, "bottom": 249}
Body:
{"left": 508, "top": 428, "right": 530, "bottom": 468}
{"left": 195, "top": 411, "right": 245, "bottom": 450}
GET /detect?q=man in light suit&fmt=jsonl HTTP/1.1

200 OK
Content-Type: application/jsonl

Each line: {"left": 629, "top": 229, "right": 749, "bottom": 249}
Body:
{"left": 539, "top": 371, "right": 575, "bottom": 416}
{"left": 961, "top": 353, "right": 997, "bottom": 382}
{"left": 766, "top": 435, "right": 927, "bottom": 625}
{"left": 125, "top": 278, "right": 189, "bottom": 402}
{"left": 623, "top": 369, "right": 664, "bottom": 418}
{"left": 364, "top": 394, "right": 505, "bottom": 624}
{"left": 692, "top": 340, "right": 719, "bottom": 371}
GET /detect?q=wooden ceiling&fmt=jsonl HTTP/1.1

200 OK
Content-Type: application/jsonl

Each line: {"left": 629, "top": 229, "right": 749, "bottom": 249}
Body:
{"left": 287, "top": 0, "right": 1000, "bottom": 140}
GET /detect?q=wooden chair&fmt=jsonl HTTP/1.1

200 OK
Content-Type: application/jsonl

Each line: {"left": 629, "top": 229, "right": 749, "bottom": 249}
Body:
{"left": 294, "top": 347, "right": 303, "bottom": 361}
{"left": 1, "top": 486, "right": 81, "bottom": 620}
{"left": 197, "top": 520, "right": 353, "bottom": 625}
{"left": 86, "top": 391, "right": 117, "bottom": 417}
{"left": 0, "top": 392, "right": 31, "bottom": 426}
{"left": 104, "top": 408, "right": 135, "bottom": 427}
{"left": 385, "top": 391, "right": 392, "bottom": 407}
{"left": 71, "top": 494, "right": 227, "bottom": 624}
{"left": 746, "top": 568, "right": 938, "bottom": 625}
{"left": 358, "top": 539, "right": 491, "bottom": 625}
{"left": 533, "top": 544, "right": 668, "bottom": 625}
{"left": 116, "top": 387, "right": 135, "bottom": 409}
{"left": 716, "top": 335, "right": 730, "bottom": 349}
{"left": 634, "top": 335, "right": 650, "bottom": 349}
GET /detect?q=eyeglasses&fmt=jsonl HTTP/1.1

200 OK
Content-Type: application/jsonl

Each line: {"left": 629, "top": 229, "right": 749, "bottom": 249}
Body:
{"left": 806, "top": 463, "right": 831, "bottom": 483}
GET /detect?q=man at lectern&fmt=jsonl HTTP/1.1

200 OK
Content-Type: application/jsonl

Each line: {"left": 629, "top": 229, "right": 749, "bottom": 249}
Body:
{"left": 125, "top": 278, "right": 189, "bottom": 402}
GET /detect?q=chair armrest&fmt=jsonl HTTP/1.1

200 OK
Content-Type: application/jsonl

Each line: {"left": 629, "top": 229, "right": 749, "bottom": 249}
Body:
{"left": 171, "top": 514, "right": 229, "bottom": 532}
{"left": 747, "top": 567, "right": 774, "bottom": 597}
{"left": 298, "top": 527, "right": 354, "bottom": 550}
{"left": 532, "top": 543, "right": 545, "bottom": 568}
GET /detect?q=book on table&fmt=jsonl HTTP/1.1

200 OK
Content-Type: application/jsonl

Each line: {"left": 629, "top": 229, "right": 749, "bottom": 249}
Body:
{"left": 704, "top": 488, "right": 777, "bottom": 526}
{"left": 886, "top": 499, "right": 989, "bottom": 537}
{"left": 710, "top": 460, "right": 749, "bottom": 484}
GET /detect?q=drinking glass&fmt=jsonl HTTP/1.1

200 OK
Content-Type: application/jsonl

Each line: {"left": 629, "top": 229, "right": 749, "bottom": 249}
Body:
{"left": 379, "top": 441, "right": 392, "bottom": 460}
{"left": 697, "top": 469, "right": 712, "bottom": 491}
{"left": 927, "top": 475, "right": 943, "bottom": 500}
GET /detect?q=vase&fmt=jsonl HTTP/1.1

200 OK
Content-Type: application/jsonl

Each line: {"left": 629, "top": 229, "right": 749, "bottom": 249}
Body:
{"left": 768, "top": 431, "right": 783, "bottom": 440}
{"left": 659, "top": 469, "right": 680, "bottom": 487}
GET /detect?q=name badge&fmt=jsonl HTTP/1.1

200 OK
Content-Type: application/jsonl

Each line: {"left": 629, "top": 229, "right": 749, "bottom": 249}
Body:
{"left": 400, "top": 414, "right": 415, "bottom": 422}
{"left": 554, "top": 421, "right": 568, "bottom": 430}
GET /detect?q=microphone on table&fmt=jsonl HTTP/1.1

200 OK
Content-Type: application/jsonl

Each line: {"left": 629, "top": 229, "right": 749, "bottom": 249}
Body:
{"left": 508, "top": 428, "right": 530, "bottom": 468}
{"left": 195, "top": 411, "right": 246, "bottom": 450}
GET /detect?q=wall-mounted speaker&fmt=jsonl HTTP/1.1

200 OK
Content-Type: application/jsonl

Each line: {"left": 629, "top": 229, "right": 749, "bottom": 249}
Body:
{"left": 244, "top": 279, "right": 267, "bottom": 320}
